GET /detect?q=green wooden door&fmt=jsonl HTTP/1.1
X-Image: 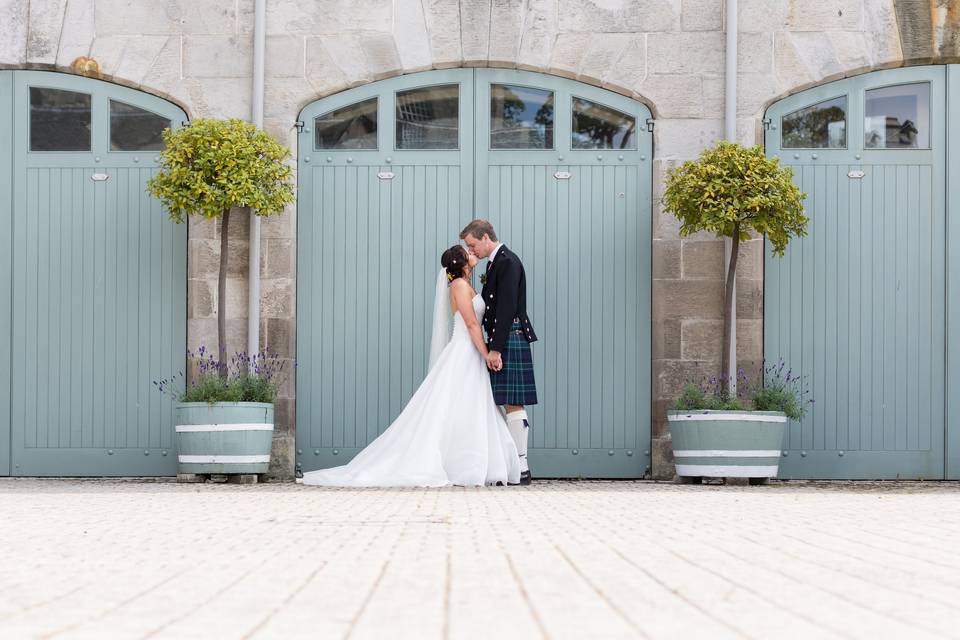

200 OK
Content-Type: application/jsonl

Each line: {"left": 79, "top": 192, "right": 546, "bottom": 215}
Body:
{"left": 297, "top": 70, "right": 652, "bottom": 478}
{"left": 6, "top": 71, "right": 187, "bottom": 476}
{"left": 0, "top": 72, "right": 12, "bottom": 476}
{"left": 764, "top": 66, "right": 946, "bottom": 479}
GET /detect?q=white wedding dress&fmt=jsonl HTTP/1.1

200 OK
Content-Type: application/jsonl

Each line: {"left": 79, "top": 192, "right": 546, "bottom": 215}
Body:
{"left": 300, "top": 292, "right": 521, "bottom": 487}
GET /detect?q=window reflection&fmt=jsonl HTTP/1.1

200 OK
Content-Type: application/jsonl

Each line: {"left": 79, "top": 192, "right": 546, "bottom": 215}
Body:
{"left": 490, "top": 84, "right": 554, "bottom": 149}
{"left": 315, "top": 98, "right": 378, "bottom": 150}
{"left": 571, "top": 97, "right": 636, "bottom": 150}
{"left": 110, "top": 100, "right": 169, "bottom": 151}
{"left": 864, "top": 83, "right": 930, "bottom": 149}
{"left": 396, "top": 85, "right": 459, "bottom": 150}
{"left": 781, "top": 96, "right": 847, "bottom": 149}
{"left": 30, "top": 87, "right": 92, "bottom": 151}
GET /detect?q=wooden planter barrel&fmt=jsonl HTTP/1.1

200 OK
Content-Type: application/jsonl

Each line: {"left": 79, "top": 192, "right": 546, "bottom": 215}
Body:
{"left": 175, "top": 402, "right": 274, "bottom": 475}
{"left": 667, "top": 410, "right": 787, "bottom": 479}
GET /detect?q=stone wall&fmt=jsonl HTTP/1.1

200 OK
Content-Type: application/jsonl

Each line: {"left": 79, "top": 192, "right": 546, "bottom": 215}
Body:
{"left": 1, "top": 0, "right": 948, "bottom": 479}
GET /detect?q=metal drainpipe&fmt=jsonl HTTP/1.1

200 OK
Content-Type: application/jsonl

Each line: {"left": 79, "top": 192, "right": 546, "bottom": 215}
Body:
{"left": 248, "top": 0, "right": 266, "bottom": 358}
{"left": 725, "top": 0, "right": 738, "bottom": 392}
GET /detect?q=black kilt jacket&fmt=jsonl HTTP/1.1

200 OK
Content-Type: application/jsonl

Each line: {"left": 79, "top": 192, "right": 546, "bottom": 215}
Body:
{"left": 480, "top": 245, "right": 538, "bottom": 353}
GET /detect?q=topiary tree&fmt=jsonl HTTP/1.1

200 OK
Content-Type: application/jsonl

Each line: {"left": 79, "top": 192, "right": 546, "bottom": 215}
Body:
{"left": 662, "top": 141, "right": 808, "bottom": 391}
{"left": 147, "top": 118, "right": 295, "bottom": 374}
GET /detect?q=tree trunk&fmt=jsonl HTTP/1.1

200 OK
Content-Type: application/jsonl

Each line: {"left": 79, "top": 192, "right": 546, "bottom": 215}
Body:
{"left": 721, "top": 224, "right": 740, "bottom": 395}
{"left": 218, "top": 207, "right": 230, "bottom": 379}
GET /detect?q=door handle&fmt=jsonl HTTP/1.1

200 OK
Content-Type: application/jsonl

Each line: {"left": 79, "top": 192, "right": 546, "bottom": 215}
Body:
{"left": 377, "top": 171, "right": 395, "bottom": 180}
{"left": 847, "top": 170, "right": 865, "bottom": 179}
{"left": 91, "top": 173, "right": 110, "bottom": 182}
{"left": 554, "top": 171, "right": 572, "bottom": 180}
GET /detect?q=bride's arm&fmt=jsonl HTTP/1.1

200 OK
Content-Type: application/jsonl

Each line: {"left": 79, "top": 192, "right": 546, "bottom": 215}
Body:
{"left": 451, "top": 280, "right": 490, "bottom": 359}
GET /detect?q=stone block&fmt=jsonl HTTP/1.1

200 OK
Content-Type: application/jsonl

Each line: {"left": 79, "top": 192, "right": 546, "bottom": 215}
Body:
{"left": 264, "top": 77, "right": 311, "bottom": 120}
{"left": 26, "top": 0, "right": 67, "bottom": 63}
{"left": 658, "top": 359, "right": 719, "bottom": 399}
{"left": 579, "top": 34, "right": 634, "bottom": 86}
{"left": 268, "top": 432, "right": 295, "bottom": 480}
{"left": 360, "top": 32, "right": 403, "bottom": 80}
{"left": 653, "top": 119, "right": 723, "bottom": 160}
{"left": 650, "top": 434, "right": 674, "bottom": 480}
{"left": 784, "top": 32, "right": 841, "bottom": 81}
{"left": 736, "top": 319, "right": 763, "bottom": 362}
{"left": 176, "top": 473, "right": 208, "bottom": 483}
{"left": 260, "top": 209, "right": 296, "bottom": 239}
{"left": 225, "top": 278, "right": 250, "bottom": 320}
{"left": 637, "top": 75, "right": 704, "bottom": 119}
{"left": 273, "top": 398, "right": 295, "bottom": 437}
{"left": 773, "top": 32, "right": 813, "bottom": 95}
{"left": 180, "top": 0, "right": 238, "bottom": 36}
{"left": 652, "top": 279, "right": 724, "bottom": 320}
{"left": 737, "top": 73, "right": 777, "bottom": 118}
{"left": 739, "top": 32, "right": 773, "bottom": 74}
{"left": 114, "top": 36, "right": 170, "bottom": 85}
{"left": 393, "top": 0, "right": 433, "bottom": 71}
{"left": 95, "top": 0, "right": 182, "bottom": 36}
{"left": 146, "top": 37, "right": 186, "bottom": 98}
{"left": 226, "top": 317, "right": 249, "bottom": 355}
{"left": 682, "top": 240, "right": 725, "bottom": 279}
{"left": 548, "top": 33, "right": 591, "bottom": 78}
{"left": 602, "top": 35, "right": 646, "bottom": 95}
{"left": 266, "top": 35, "right": 305, "bottom": 78}
{"left": 183, "top": 77, "right": 252, "bottom": 118}
{"left": 647, "top": 31, "right": 724, "bottom": 75}
{"left": 652, "top": 318, "right": 681, "bottom": 360}
{"left": 188, "top": 318, "right": 218, "bottom": 354}
{"left": 322, "top": 34, "right": 372, "bottom": 85}
{"left": 681, "top": 319, "right": 722, "bottom": 361}
{"left": 786, "top": 0, "right": 862, "bottom": 32}
{"left": 261, "top": 278, "right": 295, "bottom": 318}
{"left": 682, "top": 0, "right": 722, "bottom": 31}
{"left": 0, "top": 0, "right": 28, "bottom": 63}
{"left": 424, "top": 0, "right": 463, "bottom": 67}
{"left": 488, "top": 0, "right": 525, "bottom": 65}
{"left": 461, "top": 0, "right": 492, "bottom": 62}
{"left": 305, "top": 38, "right": 350, "bottom": 97}
{"left": 651, "top": 399, "right": 674, "bottom": 436}
{"left": 190, "top": 216, "right": 217, "bottom": 240}
{"left": 559, "top": 0, "right": 677, "bottom": 33}
{"left": 735, "top": 278, "right": 763, "bottom": 319}
{"left": 736, "top": 238, "right": 763, "bottom": 280}
{"left": 517, "top": 0, "right": 557, "bottom": 70}
{"left": 737, "top": 0, "right": 789, "bottom": 33}
{"left": 265, "top": 317, "right": 296, "bottom": 357}
{"left": 183, "top": 35, "right": 253, "bottom": 79}
{"left": 54, "top": 0, "right": 95, "bottom": 68}
{"left": 701, "top": 75, "right": 724, "bottom": 118}
{"left": 88, "top": 36, "right": 129, "bottom": 77}
{"left": 653, "top": 240, "right": 681, "bottom": 279}
{"left": 828, "top": 31, "right": 872, "bottom": 73}
{"left": 263, "top": 238, "right": 295, "bottom": 279}
{"left": 864, "top": 0, "right": 902, "bottom": 66}
{"left": 264, "top": 0, "right": 392, "bottom": 34}
{"left": 187, "top": 277, "right": 215, "bottom": 319}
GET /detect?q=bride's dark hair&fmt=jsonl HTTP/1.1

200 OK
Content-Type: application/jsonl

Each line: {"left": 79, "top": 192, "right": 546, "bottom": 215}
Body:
{"left": 441, "top": 245, "right": 468, "bottom": 282}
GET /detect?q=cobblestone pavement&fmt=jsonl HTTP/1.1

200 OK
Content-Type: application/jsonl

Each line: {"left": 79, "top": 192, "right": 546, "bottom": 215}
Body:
{"left": 2, "top": 479, "right": 960, "bottom": 640}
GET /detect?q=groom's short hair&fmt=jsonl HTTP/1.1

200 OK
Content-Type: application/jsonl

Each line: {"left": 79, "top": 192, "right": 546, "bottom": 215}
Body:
{"left": 460, "top": 219, "right": 498, "bottom": 242}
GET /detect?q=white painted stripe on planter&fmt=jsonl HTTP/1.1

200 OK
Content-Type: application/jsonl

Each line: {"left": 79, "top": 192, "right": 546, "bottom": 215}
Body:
{"left": 668, "top": 413, "right": 787, "bottom": 423}
{"left": 673, "top": 450, "right": 782, "bottom": 458}
{"left": 175, "top": 423, "right": 274, "bottom": 432}
{"left": 178, "top": 455, "right": 271, "bottom": 464}
{"left": 676, "top": 464, "right": 780, "bottom": 477}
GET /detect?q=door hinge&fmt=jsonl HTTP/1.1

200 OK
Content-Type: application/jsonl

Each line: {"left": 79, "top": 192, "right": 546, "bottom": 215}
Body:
{"left": 295, "top": 120, "right": 305, "bottom": 132}
{"left": 645, "top": 118, "right": 655, "bottom": 133}
{"left": 762, "top": 117, "right": 773, "bottom": 130}
{"left": 181, "top": 120, "right": 191, "bottom": 127}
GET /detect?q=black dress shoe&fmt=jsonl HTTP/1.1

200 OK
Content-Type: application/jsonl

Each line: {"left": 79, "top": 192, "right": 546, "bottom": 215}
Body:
{"left": 519, "top": 470, "right": 532, "bottom": 485}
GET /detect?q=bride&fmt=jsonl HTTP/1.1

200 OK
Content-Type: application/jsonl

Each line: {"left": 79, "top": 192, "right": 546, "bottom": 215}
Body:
{"left": 299, "top": 245, "right": 522, "bottom": 487}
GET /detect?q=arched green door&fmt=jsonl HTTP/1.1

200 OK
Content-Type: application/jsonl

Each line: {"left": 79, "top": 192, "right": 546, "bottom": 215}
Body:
{"left": 1, "top": 71, "right": 187, "bottom": 476}
{"left": 765, "top": 66, "right": 946, "bottom": 479}
{"left": 297, "top": 70, "right": 652, "bottom": 478}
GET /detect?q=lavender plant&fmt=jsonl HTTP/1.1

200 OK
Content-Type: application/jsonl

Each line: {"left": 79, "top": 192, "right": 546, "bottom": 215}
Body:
{"left": 154, "top": 346, "right": 291, "bottom": 404}
{"left": 673, "top": 360, "right": 812, "bottom": 421}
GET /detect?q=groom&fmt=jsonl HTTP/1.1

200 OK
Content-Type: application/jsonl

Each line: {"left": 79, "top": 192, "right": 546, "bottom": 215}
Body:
{"left": 460, "top": 219, "right": 538, "bottom": 485}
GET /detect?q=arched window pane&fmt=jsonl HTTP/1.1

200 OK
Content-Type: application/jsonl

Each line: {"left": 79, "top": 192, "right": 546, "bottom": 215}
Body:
{"left": 781, "top": 96, "right": 847, "bottom": 149}
{"left": 490, "top": 84, "right": 554, "bottom": 149}
{"left": 30, "top": 87, "right": 91, "bottom": 151}
{"left": 315, "top": 98, "right": 378, "bottom": 150}
{"left": 396, "top": 85, "right": 459, "bottom": 150}
{"left": 864, "top": 83, "right": 930, "bottom": 149}
{"left": 571, "top": 97, "right": 636, "bottom": 150}
{"left": 110, "top": 100, "right": 170, "bottom": 151}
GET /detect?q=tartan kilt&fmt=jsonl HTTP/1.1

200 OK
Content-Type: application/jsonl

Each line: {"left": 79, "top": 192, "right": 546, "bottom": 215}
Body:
{"left": 489, "top": 320, "right": 538, "bottom": 406}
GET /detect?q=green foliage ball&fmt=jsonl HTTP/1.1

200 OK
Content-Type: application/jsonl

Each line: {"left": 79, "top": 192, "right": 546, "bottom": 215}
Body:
{"left": 662, "top": 141, "right": 809, "bottom": 256}
{"left": 147, "top": 118, "right": 295, "bottom": 223}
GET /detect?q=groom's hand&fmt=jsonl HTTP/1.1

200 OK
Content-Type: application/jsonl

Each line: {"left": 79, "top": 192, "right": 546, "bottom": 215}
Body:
{"left": 486, "top": 351, "right": 503, "bottom": 372}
